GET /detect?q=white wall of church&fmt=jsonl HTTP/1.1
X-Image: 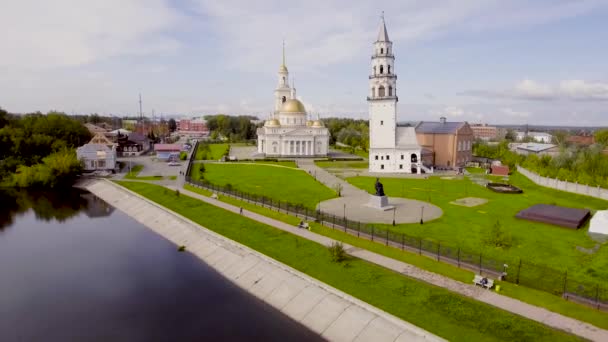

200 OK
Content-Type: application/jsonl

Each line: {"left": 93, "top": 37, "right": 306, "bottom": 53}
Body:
{"left": 369, "top": 101, "right": 396, "bottom": 149}
{"left": 369, "top": 149, "right": 421, "bottom": 173}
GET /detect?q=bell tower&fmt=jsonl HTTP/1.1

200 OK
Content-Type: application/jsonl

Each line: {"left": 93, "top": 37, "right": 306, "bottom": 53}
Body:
{"left": 274, "top": 41, "right": 291, "bottom": 112}
{"left": 368, "top": 13, "right": 397, "bottom": 150}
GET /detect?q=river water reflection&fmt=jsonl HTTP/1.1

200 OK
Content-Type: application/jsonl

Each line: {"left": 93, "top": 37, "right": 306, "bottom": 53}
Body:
{"left": 0, "top": 189, "right": 322, "bottom": 341}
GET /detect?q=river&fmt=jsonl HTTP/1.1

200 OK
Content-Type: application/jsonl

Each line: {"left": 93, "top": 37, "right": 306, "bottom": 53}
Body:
{"left": 0, "top": 189, "right": 322, "bottom": 341}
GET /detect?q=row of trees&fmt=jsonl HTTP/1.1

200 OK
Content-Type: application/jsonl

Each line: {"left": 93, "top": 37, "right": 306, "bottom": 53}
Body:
{"left": 323, "top": 118, "right": 369, "bottom": 151}
{"left": 473, "top": 139, "right": 608, "bottom": 188}
{"left": 205, "top": 114, "right": 258, "bottom": 142}
{"left": 0, "top": 108, "right": 90, "bottom": 188}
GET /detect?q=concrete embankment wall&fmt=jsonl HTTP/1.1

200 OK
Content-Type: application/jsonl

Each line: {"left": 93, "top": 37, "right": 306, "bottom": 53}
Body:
{"left": 517, "top": 166, "right": 608, "bottom": 201}
{"left": 83, "top": 179, "right": 443, "bottom": 342}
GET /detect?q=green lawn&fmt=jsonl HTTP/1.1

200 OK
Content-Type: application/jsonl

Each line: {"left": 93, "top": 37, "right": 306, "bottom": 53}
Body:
{"left": 184, "top": 183, "right": 608, "bottom": 330}
{"left": 347, "top": 172, "right": 608, "bottom": 285}
{"left": 315, "top": 160, "right": 369, "bottom": 169}
{"left": 194, "top": 143, "right": 229, "bottom": 160}
{"left": 124, "top": 165, "right": 143, "bottom": 179}
{"left": 190, "top": 163, "right": 336, "bottom": 208}
{"left": 233, "top": 160, "right": 297, "bottom": 168}
{"left": 466, "top": 167, "right": 487, "bottom": 174}
{"left": 118, "top": 181, "right": 582, "bottom": 342}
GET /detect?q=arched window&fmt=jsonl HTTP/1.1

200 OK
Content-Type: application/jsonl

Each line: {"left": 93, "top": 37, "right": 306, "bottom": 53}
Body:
{"left": 378, "top": 85, "right": 385, "bottom": 97}
{"left": 282, "top": 76, "right": 285, "bottom": 83}
{"left": 380, "top": 65, "right": 384, "bottom": 74}
{"left": 411, "top": 154, "right": 418, "bottom": 163}
{"left": 282, "top": 96, "right": 286, "bottom": 103}
{"left": 388, "top": 65, "right": 391, "bottom": 74}
{"left": 371, "top": 87, "right": 375, "bottom": 97}
{"left": 388, "top": 86, "right": 393, "bottom": 96}
{"left": 380, "top": 48, "right": 384, "bottom": 54}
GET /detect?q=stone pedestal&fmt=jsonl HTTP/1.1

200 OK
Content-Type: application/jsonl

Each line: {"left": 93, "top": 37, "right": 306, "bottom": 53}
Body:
{"left": 366, "top": 195, "right": 395, "bottom": 211}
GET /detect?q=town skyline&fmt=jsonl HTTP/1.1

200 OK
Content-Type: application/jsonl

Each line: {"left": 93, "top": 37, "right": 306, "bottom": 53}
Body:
{"left": 1, "top": 0, "right": 607, "bottom": 126}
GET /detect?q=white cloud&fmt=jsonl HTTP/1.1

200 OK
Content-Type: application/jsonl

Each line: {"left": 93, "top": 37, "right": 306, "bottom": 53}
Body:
{"left": 462, "top": 79, "right": 608, "bottom": 101}
{"left": 501, "top": 107, "right": 530, "bottom": 118}
{"left": 0, "top": 0, "right": 182, "bottom": 69}
{"left": 192, "top": 0, "right": 607, "bottom": 72}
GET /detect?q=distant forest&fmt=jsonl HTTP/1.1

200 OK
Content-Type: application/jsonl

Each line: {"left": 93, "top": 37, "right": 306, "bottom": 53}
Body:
{"left": 0, "top": 108, "right": 91, "bottom": 188}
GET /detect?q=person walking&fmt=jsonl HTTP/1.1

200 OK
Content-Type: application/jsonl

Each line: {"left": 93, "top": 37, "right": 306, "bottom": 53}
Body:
{"left": 239, "top": 207, "right": 243, "bottom": 215}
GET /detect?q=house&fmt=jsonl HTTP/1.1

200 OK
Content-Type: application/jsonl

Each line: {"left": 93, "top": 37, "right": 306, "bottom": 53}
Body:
{"left": 113, "top": 131, "right": 150, "bottom": 157}
{"left": 515, "top": 143, "right": 560, "bottom": 156}
{"left": 566, "top": 135, "right": 595, "bottom": 146}
{"left": 76, "top": 143, "right": 117, "bottom": 172}
{"left": 83, "top": 123, "right": 109, "bottom": 135}
{"left": 178, "top": 118, "right": 209, "bottom": 137}
{"left": 515, "top": 131, "right": 553, "bottom": 143}
{"left": 470, "top": 124, "right": 506, "bottom": 141}
{"left": 415, "top": 117, "right": 474, "bottom": 168}
{"left": 154, "top": 144, "right": 182, "bottom": 161}
{"left": 491, "top": 165, "right": 510, "bottom": 176}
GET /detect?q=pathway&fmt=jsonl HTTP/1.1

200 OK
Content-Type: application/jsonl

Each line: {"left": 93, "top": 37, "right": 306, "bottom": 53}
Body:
{"left": 171, "top": 181, "right": 608, "bottom": 341}
{"left": 295, "top": 159, "right": 443, "bottom": 224}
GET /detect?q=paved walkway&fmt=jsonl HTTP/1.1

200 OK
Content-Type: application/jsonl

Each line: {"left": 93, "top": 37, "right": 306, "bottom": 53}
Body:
{"left": 172, "top": 181, "right": 608, "bottom": 341}
{"left": 295, "top": 159, "right": 443, "bottom": 224}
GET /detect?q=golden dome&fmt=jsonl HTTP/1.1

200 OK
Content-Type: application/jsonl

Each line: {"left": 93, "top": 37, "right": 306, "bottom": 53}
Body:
{"left": 306, "top": 120, "right": 313, "bottom": 126}
{"left": 312, "top": 120, "right": 324, "bottom": 127}
{"left": 264, "top": 119, "right": 280, "bottom": 127}
{"left": 279, "top": 64, "right": 288, "bottom": 73}
{"left": 281, "top": 99, "right": 306, "bottom": 113}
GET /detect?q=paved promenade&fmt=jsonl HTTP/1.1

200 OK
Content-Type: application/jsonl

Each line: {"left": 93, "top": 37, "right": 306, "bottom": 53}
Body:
{"left": 175, "top": 177, "right": 608, "bottom": 341}
{"left": 86, "top": 179, "right": 442, "bottom": 342}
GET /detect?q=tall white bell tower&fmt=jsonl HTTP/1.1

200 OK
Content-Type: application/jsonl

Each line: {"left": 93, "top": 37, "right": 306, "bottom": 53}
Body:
{"left": 274, "top": 41, "right": 291, "bottom": 112}
{"left": 368, "top": 13, "right": 397, "bottom": 150}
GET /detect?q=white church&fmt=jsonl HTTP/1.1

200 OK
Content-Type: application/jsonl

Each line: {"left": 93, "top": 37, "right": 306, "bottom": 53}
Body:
{"left": 368, "top": 15, "right": 426, "bottom": 174}
{"left": 256, "top": 45, "right": 329, "bottom": 157}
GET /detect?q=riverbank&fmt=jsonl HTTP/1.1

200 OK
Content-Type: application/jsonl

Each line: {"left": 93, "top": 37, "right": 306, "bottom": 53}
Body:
{"left": 81, "top": 179, "right": 443, "bottom": 342}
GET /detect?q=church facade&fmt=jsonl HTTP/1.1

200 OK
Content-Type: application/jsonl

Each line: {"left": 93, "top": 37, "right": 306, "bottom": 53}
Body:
{"left": 256, "top": 46, "right": 329, "bottom": 157}
{"left": 368, "top": 16, "right": 429, "bottom": 174}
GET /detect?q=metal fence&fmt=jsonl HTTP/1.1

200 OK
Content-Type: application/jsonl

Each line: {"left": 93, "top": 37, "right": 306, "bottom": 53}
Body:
{"left": 184, "top": 170, "right": 608, "bottom": 311}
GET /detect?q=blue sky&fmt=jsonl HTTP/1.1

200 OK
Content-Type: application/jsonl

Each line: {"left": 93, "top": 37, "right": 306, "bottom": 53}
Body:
{"left": 1, "top": 0, "right": 607, "bottom": 125}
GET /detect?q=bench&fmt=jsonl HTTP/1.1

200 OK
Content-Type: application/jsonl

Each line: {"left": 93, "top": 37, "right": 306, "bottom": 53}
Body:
{"left": 473, "top": 274, "right": 494, "bottom": 289}
{"left": 297, "top": 222, "right": 310, "bottom": 229}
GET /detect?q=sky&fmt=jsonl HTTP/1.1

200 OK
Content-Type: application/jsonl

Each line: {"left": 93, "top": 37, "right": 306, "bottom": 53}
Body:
{"left": 1, "top": 0, "right": 607, "bottom": 126}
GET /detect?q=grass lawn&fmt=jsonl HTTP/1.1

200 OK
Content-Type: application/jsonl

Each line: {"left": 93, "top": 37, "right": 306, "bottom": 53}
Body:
{"left": 184, "top": 183, "right": 608, "bottom": 330}
{"left": 119, "top": 181, "right": 582, "bottom": 342}
{"left": 190, "top": 163, "right": 335, "bottom": 208}
{"left": 315, "top": 160, "right": 369, "bottom": 169}
{"left": 232, "top": 160, "right": 297, "bottom": 168}
{"left": 466, "top": 167, "right": 487, "bottom": 174}
{"left": 194, "top": 143, "right": 229, "bottom": 160}
{"left": 347, "top": 172, "right": 608, "bottom": 285}
{"left": 124, "top": 165, "right": 143, "bottom": 179}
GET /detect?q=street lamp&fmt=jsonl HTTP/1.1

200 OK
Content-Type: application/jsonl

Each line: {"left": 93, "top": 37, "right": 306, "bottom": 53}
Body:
{"left": 392, "top": 207, "right": 396, "bottom": 226}
{"left": 420, "top": 205, "right": 424, "bottom": 225}
{"left": 343, "top": 203, "right": 346, "bottom": 222}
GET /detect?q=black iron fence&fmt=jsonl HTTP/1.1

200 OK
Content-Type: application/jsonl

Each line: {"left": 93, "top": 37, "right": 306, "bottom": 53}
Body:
{"left": 183, "top": 173, "right": 608, "bottom": 311}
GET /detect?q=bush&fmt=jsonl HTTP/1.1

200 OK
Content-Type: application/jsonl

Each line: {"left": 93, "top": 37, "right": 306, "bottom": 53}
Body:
{"left": 482, "top": 221, "right": 512, "bottom": 249}
{"left": 179, "top": 151, "right": 187, "bottom": 160}
{"left": 199, "top": 164, "right": 205, "bottom": 173}
{"left": 175, "top": 189, "right": 180, "bottom": 197}
{"left": 328, "top": 242, "right": 347, "bottom": 262}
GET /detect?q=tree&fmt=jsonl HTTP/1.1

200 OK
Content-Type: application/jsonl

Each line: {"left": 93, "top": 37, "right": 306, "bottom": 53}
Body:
{"left": 505, "top": 129, "right": 517, "bottom": 141}
{"left": 594, "top": 129, "right": 608, "bottom": 146}
{"left": 168, "top": 118, "right": 177, "bottom": 132}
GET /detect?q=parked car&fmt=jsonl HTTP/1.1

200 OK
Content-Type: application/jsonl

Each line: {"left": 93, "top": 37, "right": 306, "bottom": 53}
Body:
{"left": 167, "top": 161, "right": 181, "bottom": 166}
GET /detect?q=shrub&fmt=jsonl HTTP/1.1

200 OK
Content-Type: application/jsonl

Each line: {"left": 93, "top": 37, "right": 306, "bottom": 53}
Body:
{"left": 482, "top": 221, "right": 512, "bottom": 249}
{"left": 175, "top": 189, "right": 180, "bottom": 197}
{"left": 328, "top": 242, "right": 347, "bottom": 262}
{"left": 199, "top": 164, "right": 205, "bottom": 173}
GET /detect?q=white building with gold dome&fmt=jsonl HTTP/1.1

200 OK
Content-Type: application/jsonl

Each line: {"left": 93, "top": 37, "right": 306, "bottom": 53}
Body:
{"left": 256, "top": 45, "right": 329, "bottom": 157}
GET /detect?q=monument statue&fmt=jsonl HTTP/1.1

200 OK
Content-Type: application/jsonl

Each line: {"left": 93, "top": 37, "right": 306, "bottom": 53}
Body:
{"left": 374, "top": 178, "right": 385, "bottom": 197}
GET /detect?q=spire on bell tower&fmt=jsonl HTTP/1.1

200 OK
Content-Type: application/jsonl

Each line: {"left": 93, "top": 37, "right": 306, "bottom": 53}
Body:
{"left": 274, "top": 40, "right": 291, "bottom": 112}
